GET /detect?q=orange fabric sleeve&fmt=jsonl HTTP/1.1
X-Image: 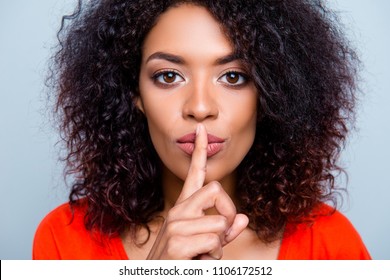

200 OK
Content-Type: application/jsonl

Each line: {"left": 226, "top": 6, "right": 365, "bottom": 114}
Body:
{"left": 32, "top": 201, "right": 128, "bottom": 260}
{"left": 278, "top": 204, "right": 371, "bottom": 260}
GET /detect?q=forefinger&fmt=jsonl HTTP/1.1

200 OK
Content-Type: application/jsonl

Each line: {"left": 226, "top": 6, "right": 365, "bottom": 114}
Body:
{"left": 176, "top": 123, "right": 208, "bottom": 204}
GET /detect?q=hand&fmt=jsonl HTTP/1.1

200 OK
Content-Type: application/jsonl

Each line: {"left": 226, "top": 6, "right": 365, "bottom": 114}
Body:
{"left": 146, "top": 123, "right": 249, "bottom": 259}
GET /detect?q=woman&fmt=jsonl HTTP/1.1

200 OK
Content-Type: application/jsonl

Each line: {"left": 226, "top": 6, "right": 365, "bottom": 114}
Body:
{"left": 33, "top": 0, "right": 371, "bottom": 259}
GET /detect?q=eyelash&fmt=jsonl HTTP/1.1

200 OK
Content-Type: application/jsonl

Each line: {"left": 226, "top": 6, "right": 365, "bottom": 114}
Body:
{"left": 151, "top": 70, "right": 249, "bottom": 88}
{"left": 218, "top": 70, "right": 249, "bottom": 88}
{"left": 152, "top": 69, "right": 184, "bottom": 88}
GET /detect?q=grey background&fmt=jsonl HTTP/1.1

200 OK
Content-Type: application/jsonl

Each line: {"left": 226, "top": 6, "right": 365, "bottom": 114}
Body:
{"left": 0, "top": 0, "right": 389, "bottom": 259}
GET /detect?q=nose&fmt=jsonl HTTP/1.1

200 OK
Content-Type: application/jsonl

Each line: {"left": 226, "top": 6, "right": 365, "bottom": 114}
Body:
{"left": 182, "top": 80, "right": 219, "bottom": 122}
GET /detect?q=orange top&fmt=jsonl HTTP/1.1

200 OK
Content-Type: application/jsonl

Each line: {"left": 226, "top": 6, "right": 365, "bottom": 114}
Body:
{"left": 33, "top": 201, "right": 371, "bottom": 260}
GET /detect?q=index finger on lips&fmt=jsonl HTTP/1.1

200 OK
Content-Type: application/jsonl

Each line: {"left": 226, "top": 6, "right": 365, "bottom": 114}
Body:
{"left": 176, "top": 123, "right": 208, "bottom": 204}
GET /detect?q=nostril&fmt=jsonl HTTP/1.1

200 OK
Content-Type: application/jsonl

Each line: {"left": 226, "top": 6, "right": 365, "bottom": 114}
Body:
{"left": 182, "top": 105, "right": 219, "bottom": 121}
{"left": 182, "top": 96, "right": 219, "bottom": 121}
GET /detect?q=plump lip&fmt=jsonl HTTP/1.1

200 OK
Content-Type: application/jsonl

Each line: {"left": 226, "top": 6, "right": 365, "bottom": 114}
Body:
{"left": 177, "top": 133, "right": 225, "bottom": 144}
{"left": 177, "top": 132, "right": 225, "bottom": 157}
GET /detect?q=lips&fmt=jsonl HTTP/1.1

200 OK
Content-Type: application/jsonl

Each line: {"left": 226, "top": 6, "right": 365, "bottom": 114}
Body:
{"left": 177, "top": 132, "right": 225, "bottom": 157}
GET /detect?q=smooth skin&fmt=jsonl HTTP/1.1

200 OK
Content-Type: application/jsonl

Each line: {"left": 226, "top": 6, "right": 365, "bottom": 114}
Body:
{"left": 147, "top": 124, "right": 249, "bottom": 259}
{"left": 122, "top": 4, "right": 281, "bottom": 260}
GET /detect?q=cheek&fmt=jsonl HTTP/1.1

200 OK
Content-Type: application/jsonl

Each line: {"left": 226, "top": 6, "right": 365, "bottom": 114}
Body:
{"left": 231, "top": 110, "right": 257, "bottom": 156}
{"left": 140, "top": 92, "right": 186, "bottom": 165}
{"left": 143, "top": 101, "right": 191, "bottom": 182}
{"left": 224, "top": 91, "right": 257, "bottom": 138}
{"left": 143, "top": 98, "right": 177, "bottom": 149}
{"left": 139, "top": 80, "right": 179, "bottom": 139}
{"left": 226, "top": 93, "right": 257, "bottom": 157}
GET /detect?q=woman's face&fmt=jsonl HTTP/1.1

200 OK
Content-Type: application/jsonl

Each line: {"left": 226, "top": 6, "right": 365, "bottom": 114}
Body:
{"left": 138, "top": 4, "right": 257, "bottom": 184}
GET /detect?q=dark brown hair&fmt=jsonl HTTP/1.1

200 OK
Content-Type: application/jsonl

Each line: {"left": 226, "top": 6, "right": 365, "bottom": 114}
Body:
{"left": 51, "top": 0, "right": 358, "bottom": 242}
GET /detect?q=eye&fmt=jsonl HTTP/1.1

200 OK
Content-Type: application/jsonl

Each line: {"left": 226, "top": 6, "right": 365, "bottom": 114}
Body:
{"left": 153, "top": 70, "right": 185, "bottom": 85}
{"left": 218, "top": 71, "right": 248, "bottom": 86}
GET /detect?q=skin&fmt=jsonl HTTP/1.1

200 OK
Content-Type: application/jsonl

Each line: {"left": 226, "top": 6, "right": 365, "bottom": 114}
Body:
{"left": 124, "top": 4, "right": 281, "bottom": 260}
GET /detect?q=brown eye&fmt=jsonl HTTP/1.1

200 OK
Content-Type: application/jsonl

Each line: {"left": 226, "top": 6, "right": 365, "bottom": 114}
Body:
{"left": 218, "top": 71, "right": 248, "bottom": 86}
{"left": 153, "top": 70, "right": 184, "bottom": 85}
{"left": 226, "top": 72, "right": 239, "bottom": 84}
{"left": 163, "top": 72, "right": 176, "bottom": 83}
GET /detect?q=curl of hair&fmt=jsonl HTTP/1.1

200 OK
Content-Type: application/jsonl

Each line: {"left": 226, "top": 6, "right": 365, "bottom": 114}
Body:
{"left": 51, "top": 0, "right": 358, "bottom": 242}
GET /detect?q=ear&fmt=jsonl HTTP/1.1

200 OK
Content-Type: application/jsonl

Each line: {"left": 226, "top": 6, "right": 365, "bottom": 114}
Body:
{"left": 134, "top": 96, "right": 145, "bottom": 114}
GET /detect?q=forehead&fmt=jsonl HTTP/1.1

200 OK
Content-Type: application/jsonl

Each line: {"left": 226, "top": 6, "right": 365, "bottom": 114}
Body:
{"left": 142, "top": 4, "right": 233, "bottom": 63}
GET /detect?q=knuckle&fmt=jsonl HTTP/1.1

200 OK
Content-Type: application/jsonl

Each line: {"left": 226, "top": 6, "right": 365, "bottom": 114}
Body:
{"left": 165, "top": 240, "right": 177, "bottom": 258}
{"left": 165, "top": 221, "right": 179, "bottom": 236}
{"left": 208, "top": 181, "right": 223, "bottom": 195}
{"left": 206, "top": 233, "right": 221, "bottom": 248}
{"left": 166, "top": 205, "right": 181, "bottom": 221}
{"left": 216, "top": 215, "right": 229, "bottom": 230}
{"left": 166, "top": 236, "right": 180, "bottom": 251}
{"left": 166, "top": 236, "right": 188, "bottom": 259}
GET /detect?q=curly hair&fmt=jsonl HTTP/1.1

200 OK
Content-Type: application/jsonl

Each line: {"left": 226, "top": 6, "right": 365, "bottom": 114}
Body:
{"left": 51, "top": 0, "right": 358, "bottom": 242}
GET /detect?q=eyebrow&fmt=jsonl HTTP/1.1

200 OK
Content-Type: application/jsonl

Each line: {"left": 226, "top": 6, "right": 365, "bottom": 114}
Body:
{"left": 214, "top": 53, "right": 241, "bottom": 65}
{"left": 145, "top": 51, "right": 242, "bottom": 65}
{"left": 145, "top": 52, "right": 184, "bottom": 64}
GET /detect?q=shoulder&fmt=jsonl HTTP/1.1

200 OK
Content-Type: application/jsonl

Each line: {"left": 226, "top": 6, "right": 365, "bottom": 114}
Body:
{"left": 279, "top": 203, "right": 371, "bottom": 260}
{"left": 34, "top": 200, "right": 88, "bottom": 242}
{"left": 33, "top": 200, "right": 87, "bottom": 259}
{"left": 36, "top": 200, "right": 86, "bottom": 230}
{"left": 310, "top": 203, "right": 358, "bottom": 235}
{"left": 33, "top": 199, "right": 127, "bottom": 260}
